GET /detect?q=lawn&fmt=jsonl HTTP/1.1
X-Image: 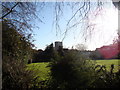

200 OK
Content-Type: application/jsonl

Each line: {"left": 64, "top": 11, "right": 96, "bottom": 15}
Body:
{"left": 95, "top": 59, "right": 120, "bottom": 72}
{"left": 27, "top": 62, "right": 50, "bottom": 81}
{"left": 27, "top": 59, "right": 120, "bottom": 82}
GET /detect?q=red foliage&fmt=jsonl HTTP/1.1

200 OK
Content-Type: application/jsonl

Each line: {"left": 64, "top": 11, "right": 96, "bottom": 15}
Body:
{"left": 97, "top": 43, "right": 119, "bottom": 59}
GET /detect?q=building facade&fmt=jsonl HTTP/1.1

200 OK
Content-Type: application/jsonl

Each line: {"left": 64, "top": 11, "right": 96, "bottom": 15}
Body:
{"left": 55, "top": 41, "right": 63, "bottom": 50}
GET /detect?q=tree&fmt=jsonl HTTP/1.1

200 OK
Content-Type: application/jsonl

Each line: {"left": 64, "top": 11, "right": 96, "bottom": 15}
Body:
{"left": 1, "top": 1, "right": 119, "bottom": 37}
{"left": 1, "top": 1, "right": 120, "bottom": 89}
{"left": 112, "top": 0, "right": 120, "bottom": 10}
{"left": 2, "top": 21, "right": 33, "bottom": 63}
{"left": 1, "top": 1, "right": 104, "bottom": 38}
{"left": 75, "top": 44, "right": 87, "bottom": 51}
{"left": 1, "top": 2, "right": 41, "bottom": 89}
{"left": 113, "top": 35, "right": 120, "bottom": 59}
{"left": 1, "top": 2, "right": 44, "bottom": 38}
{"left": 43, "top": 43, "right": 55, "bottom": 61}
{"left": 2, "top": 21, "right": 37, "bottom": 89}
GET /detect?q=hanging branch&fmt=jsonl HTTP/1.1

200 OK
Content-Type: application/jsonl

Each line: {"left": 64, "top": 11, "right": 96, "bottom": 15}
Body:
{"left": 1, "top": 2, "right": 19, "bottom": 19}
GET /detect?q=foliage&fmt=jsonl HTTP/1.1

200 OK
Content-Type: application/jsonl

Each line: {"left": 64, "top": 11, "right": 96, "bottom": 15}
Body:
{"left": 48, "top": 50, "right": 95, "bottom": 89}
{"left": 31, "top": 49, "right": 41, "bottom": 63}
{"left": 32, "top": 43, "right": 57, "bottom": 62}
{"left": 2, "top": 21, "right": 33, "bottom": 63}
{"left": 93, "top": 64, "right": 120, "bottom": 88}
{"left": 2, "top": 21, "right": 37, "bottom": 89}
{"left": 48, "top": 53, "right": 120, "bottom": 88}
{"left": 2, "top": 59, "right": 36, "bottom": 89}
{"left": 27, "top": 62, "right": 50, "bottom": 88}
{"left": 27, "top": 62, "right": 50, "bottom": 81}
{"left": 1, "top": 2, "right": 42, "bottom": 35}
{"left": 43, "top": 43, "right": 55, "bottom": 61}
{"left": 27, "top": 60, "right": 120, "bottom": 80}
{"left": 96, "top": 59, "right": 120, "bottom": 72}
{"left": 27, "top": 59, "right": 120, "bottom": 88}
{"left": 90, "top": 50, "right": 103, "bottom": 60}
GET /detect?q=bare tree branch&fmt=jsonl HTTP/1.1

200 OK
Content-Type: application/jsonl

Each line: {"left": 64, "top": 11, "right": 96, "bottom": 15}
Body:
{"left": 66, "top": 2, "right": 86, "bottom": 26}
{"left": 1, "top": 2, "right": 19, "bottom": 19}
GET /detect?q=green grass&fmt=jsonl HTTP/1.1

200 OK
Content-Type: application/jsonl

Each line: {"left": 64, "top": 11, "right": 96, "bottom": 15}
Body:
{"left": 95, "top": 59, "right": 120, "bottom": 72}
{"left": 27, "top": 62, "right": 50, "bottom": 81}
{"left": 27, "top": 59, "right": 120, "bottom": 82}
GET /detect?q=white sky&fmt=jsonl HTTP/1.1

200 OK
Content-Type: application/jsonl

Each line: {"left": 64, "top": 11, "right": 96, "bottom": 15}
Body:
{"left": 85, "top": 2, "right": 118, "bottom": 50}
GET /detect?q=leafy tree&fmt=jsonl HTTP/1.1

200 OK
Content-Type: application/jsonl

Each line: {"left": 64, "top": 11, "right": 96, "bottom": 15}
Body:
{"left": 2, "top": 21, "right": 37, "bottom": 89}
{"left": 43, "top": 43, "right": 55, "bottom": 62}
{"left": 2, "top": 21, "right": 33, "bottom": 63}
{"left": 32, "top": 43, "right": 56, "bottom": 62}
{"left": 32, "top": 49, "right": 41, "bottom": 63}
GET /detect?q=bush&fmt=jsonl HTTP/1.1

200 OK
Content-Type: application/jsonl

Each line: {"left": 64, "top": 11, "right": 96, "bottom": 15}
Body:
{"left": 2, "top": 21, "right": 33, "bottom": 64}
{"left": 48, "top": 51, "right": 95, "bottom": 89}
{"left": 48, "top": 50, "right": 120, "bottom": 88}
{"left": 2, "top": 58, "right": 36, "bottom": 89}
{"left": 2, "top": 21, "right": 38, "bottom": 89}
{"left": 93, "top": 64, "right": 120, "bottom": 88}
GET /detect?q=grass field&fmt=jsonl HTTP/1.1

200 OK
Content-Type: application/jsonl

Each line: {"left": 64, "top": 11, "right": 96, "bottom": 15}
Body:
{"left": 27, "top": 62, "right": 50, "bottom": 81}
{"left": 95, "top": 59, "right": 120, "bottom": 72}
{"left": 27, "top": 59, "right": 120, "bottom": 81}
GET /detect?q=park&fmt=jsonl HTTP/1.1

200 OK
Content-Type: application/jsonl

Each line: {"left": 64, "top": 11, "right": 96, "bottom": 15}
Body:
{"left": 1, "top": 0, "right": 120, "bottom": 89}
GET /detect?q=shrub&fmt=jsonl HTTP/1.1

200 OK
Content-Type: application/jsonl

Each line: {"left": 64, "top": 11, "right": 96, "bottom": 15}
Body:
{"left": 2, "top": 58, "right": 37, "bottom": 89}
{"left": 93, "top": 64, "right": 120, "bottom": 88}
{"left": 48, "top": 51, "right": 95, "bottom": 89}
{"left": 2, "top": 21, "right": 37, "bottom": 89}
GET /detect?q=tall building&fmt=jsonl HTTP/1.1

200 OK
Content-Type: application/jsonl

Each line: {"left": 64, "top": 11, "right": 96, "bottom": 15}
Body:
{"left": 55, "top": 41, "right": 63, "bottom": 50}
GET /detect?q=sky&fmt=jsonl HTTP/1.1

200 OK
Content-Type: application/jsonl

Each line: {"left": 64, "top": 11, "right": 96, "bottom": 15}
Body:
{"left": 86, "top": 2, "right": 118, "bottom": 50}
{"left": 32, "top": 1, "right": 118, "bottom": 50}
